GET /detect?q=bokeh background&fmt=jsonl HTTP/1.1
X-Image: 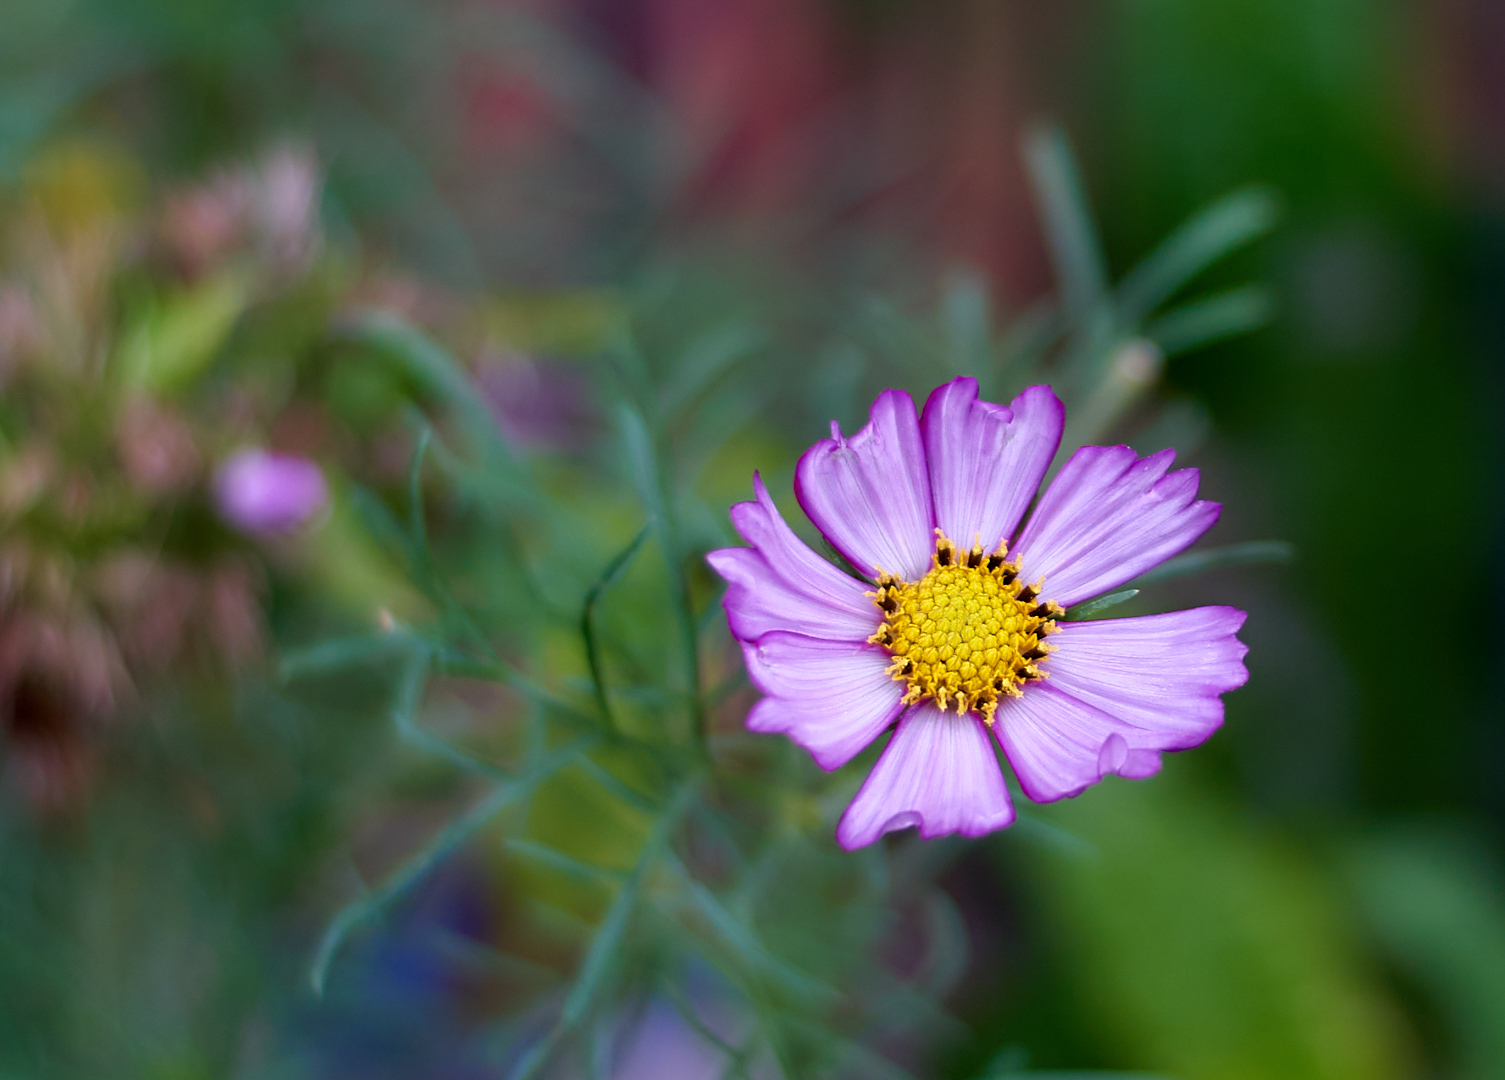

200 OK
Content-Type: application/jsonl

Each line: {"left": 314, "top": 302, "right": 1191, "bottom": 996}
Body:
{"left": 1, "top": 2, "right": 1502, "bottom": 1078}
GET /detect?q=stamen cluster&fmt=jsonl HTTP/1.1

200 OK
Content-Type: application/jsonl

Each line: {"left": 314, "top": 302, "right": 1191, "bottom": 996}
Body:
{"left": 869, "top": 532, "right": 1062, "bottom": 724}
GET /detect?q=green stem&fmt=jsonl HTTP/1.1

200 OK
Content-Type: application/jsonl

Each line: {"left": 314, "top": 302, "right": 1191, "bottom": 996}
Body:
{"left": 309, "top": 735, "right": 602, "bottom": 995}
{"left": 504, "top": 775, "right": 702, "bottom": 1080}
{"left": 618, "top": 404, "right": 707, "bottom": 754}
{"left": 581, "top": 524, "right": 651, "bottom": 732}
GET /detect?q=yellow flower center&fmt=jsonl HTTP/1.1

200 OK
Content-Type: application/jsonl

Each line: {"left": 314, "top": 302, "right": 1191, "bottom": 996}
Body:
{"left": 868, "top": 531, "right": 1063, "bottom": 725}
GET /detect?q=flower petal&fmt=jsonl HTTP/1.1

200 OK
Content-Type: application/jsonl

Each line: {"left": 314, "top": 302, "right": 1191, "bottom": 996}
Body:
{"left": 994, "top": 606, "right": 1247, "bottom": 804}
{"left": 742, "top": 633, "right": 904, "bottom": 770}
{"left": 992, "top": 681, "right": 1143, "bottom": 803}
{"left": 921, "top": 379, "right": 1064, "bottom": 552}
{"left": 707, "top": 474, "right": 880, "bottom": 643}
{"left": 1011, "top": 446, "right": 1219, "bottom": 606}
{"left": 1045, "top": 607, "right": 1249, "bottom": 751}
{"left": 836, "top": 702, "right": 1014, "bottom": 850}
{"left": 795, "top": 389, "right": 934, "bottom": 581}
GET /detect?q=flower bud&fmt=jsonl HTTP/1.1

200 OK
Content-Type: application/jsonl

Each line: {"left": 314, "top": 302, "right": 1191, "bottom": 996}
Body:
{"left": 214, "top": 449, "right": 327, "bottom": 534}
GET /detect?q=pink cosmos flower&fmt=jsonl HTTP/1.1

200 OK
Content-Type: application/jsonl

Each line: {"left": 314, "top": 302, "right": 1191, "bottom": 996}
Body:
{"left": 707, "top": 378, "right": 1248, "bottom": 850}
{"left": 214, "top": 449, "right": 327, "bottom": 534}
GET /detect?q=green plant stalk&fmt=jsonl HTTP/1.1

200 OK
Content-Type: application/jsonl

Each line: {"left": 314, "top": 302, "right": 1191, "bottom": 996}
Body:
{"left": 581, "top": 524, "right": 651, "bottom": 732}
{"left": 504, "top": 775, "right": 703, "bottom": 1080}
{"left": 618, "top": 404, "right": 707, "bottom": 753}
{"left": 309, "top": 734, "right": 603, "bottom": 995}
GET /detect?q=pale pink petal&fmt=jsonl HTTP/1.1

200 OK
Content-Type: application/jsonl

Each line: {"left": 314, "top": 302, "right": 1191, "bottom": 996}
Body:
{"left": 836, "top": 703, "right": 1014, "bottom": 850}
{"left": 992, "top": 681, "right": 1139, "bottom": 803}
{"left": 995, "top": 608, "right": 1247, "bottom": 802}
{"left": 795, "top": 389, "right": 934, "bottom": 581}
{"left": 1096, "top": 733, "right": 1165, "bottom": 780}
{"left": 1045, "top": 607, "right": 1248, "bottom": 750}
{"left": 921, "top": 379, "right": 1064, "bottom": 552}
{"left": 742, "top": 633, "right": 904, "bottom": 770}
{"left": 707, "top": 474, "right": 879, "bottom": 643}
{"left": 707, "top": 549, "right": 870, "bottom": 642}
{"left": 1011, "top": 446, "right": 1219, "bottom": 607}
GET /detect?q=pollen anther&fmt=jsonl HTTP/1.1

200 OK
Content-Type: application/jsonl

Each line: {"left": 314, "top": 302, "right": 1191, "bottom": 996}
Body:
{"left": 867, "top": 531, "right": 1062, "bottom": 725}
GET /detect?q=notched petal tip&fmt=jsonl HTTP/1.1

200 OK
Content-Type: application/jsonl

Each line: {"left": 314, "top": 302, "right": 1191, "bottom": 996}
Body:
{"left": 1097, "top": 732, "right": 1129, "bottom": 775}
{"left": 795, "top": 388, "right": 934, "bottom": 581}
{"left": 835, "top": 704, "right": 1015, "bottom": 849}
{"left": 997, "top": 606, "right": 1249, "bottom": 801}
{"left": 1012, "top": 442, "right": 1222, "bottom": 606}
{"left": 1092, "top": 733, "right": 1160, "bottom": 780}
{"left": 713, "top": 476, "right": 880, "bottom": 643}
{"left": 875, "top": 809, "right": 922, "bottom": 837}
{"left": 922, "top": 378, "right": 1065, "bottom": 553}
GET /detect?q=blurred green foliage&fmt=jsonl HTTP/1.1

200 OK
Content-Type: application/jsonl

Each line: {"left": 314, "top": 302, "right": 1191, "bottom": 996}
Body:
{"left": 1023, "top": 769, "right": 1407, "bottom": 1080}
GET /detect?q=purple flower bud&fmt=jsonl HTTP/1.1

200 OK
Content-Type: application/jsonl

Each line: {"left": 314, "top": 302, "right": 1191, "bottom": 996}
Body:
{"left": 477, "top": 351, "right": 597, "bottom": 451}
{"left": 214, "top": 449, "right": 327, "bottom": 534}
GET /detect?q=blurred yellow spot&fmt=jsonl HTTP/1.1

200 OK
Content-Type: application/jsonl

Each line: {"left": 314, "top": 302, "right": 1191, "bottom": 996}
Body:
{"left": 483, "top": 290, "right": 627, "bottom": 356}
{"left": 869, "top": 531, "right": 1062, "bottom": 724}
{"left": 22, "top": 139, "right": 145, "bottom": 232}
